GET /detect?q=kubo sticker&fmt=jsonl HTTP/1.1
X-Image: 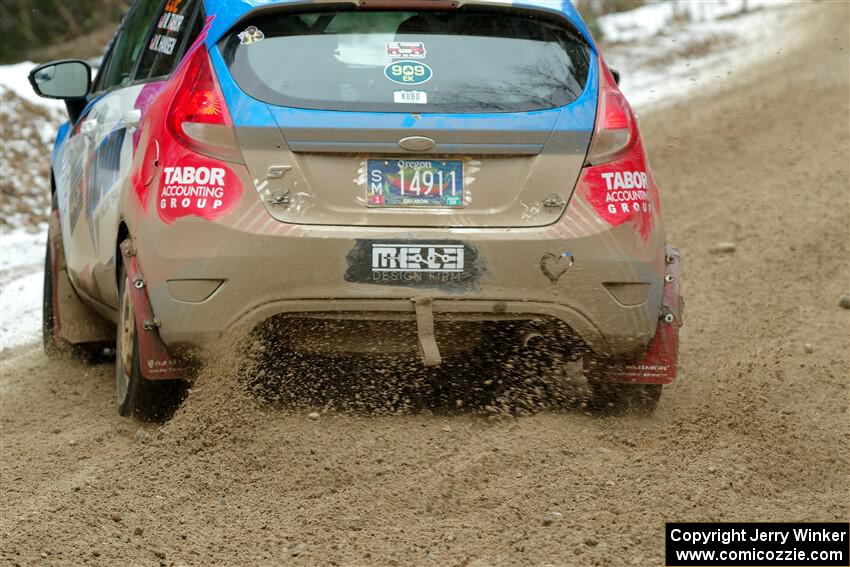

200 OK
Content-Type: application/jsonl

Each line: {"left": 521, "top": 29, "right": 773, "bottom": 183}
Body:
{"left": 386, "top": 41, "right": 426, "bottom": 59}
{"left": 385, "top": 62, "right": 432, "bottom": 85}
{"left": 238, "top": 26, "right": 265, "bottom": 45}
{"left": 394, "top": 90, "right": 427, "bottom": 104}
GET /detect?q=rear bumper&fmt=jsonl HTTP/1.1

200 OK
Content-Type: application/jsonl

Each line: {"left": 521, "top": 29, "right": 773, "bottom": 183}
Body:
{"left": 134, "top": 218, "right": 667, "bottom": 360}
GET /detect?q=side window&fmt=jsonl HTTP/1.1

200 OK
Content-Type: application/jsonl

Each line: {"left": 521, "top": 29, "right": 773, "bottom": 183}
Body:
{"left": 136, "top": 0, "right": 202, "bottom": 81}
{"left": 92, "top": 38, "right": 117, "bottom": 94}
{"left": 100, "top": 0, "right": 162, "bottom": 91}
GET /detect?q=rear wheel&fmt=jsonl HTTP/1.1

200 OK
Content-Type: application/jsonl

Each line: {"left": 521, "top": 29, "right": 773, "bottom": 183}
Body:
{"left": 116, "top": 265, "right": 185, "bottom": 421}
{"left": 42, "top": 235, "right": 60, "bottom": 358}
{"left": 42, "top": 210, "right": 105, "bottom": 360}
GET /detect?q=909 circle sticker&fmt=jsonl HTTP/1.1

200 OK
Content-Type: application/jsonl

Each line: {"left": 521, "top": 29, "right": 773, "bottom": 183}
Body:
{"left": 386, "top": 41, "right": 426, "bottom": 59}
{"left": 384, "top": 62, "right": 432, "bottom": 85}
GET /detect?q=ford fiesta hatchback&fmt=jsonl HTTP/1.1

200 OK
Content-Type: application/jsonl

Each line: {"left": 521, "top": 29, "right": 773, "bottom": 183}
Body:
{"left": 31, "top": 0, "right": 683, "bottom": 419}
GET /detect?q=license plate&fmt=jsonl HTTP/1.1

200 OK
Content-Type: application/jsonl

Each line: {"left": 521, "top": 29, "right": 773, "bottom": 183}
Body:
{"left": 366, "top": 159, "right": 464, "bottom": 207}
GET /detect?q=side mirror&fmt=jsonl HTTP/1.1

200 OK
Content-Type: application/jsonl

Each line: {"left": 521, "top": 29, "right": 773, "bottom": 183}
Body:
{"left": 610, "top": 67, "right": 621, "bottom": 86}
{"left": 28, "top": 60, "right": 91, "bottom": 100}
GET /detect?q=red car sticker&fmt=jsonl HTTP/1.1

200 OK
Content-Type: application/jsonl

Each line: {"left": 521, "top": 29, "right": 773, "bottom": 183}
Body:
{"left": 579, "top": 142, "right": 660, "bottom": 239}
{"left": 157, "top": 158, "right": 243, "bottom": 223}
{"left": 386, "top": 41, "right": 426, "bottom": 59}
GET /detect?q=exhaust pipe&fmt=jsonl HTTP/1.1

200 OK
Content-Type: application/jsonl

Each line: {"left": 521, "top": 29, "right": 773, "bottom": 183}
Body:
{"left": 521, "top": 331, "right": 545, "bottom": 348}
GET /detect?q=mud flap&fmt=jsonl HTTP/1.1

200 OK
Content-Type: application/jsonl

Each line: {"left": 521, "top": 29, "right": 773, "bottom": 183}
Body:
{"left": 412, "top": 297, "right": 442, "bottom": 367}
{"left": 48, "top": 210, "right": 113, "bottom": 345}
{"left": 120, "top": 240, "right": 186, "bottom": 380}
{"left": 605, "top": 244, "right": 684, "bottom": 384}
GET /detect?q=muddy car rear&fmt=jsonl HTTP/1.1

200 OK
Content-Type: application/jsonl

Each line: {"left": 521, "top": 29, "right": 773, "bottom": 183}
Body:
{"left": 33, "top": 0, "right": 683, "bottom": 418}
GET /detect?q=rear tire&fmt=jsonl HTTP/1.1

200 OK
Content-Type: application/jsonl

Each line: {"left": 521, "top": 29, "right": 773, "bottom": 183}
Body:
{"left": 116, "top": 265, "right": 185, "bottom": 421}
{"left": 588, "top": 380, "right": 662, "bottom": 416}
{"left": 42, "top": 235, "right": 60, "bottom": 358}
{"left": 42, "top": 212, "right": 105, "bottom": 360}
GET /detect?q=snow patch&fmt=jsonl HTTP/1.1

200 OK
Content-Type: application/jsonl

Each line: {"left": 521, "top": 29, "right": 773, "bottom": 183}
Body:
{"left": 597, "top": 0, "right": 795, "bottom": 43}
{"left": 600, "top": 1, "right": 801, "bottom": 111}
{"left": 0, "top": 89, "right": 62, "bottom": 230}
{"left": 0, "top": 61, "right": 65, "bottom": 111}
{"left": 0, "top": 229, "right": 46, "bottom": 350}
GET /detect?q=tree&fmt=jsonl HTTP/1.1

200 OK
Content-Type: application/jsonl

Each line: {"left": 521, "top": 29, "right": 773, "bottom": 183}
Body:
{"left": 0, "top": 0, "right": 128, "bottom": 63}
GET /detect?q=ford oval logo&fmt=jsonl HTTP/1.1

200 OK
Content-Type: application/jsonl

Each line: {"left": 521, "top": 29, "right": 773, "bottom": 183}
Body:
{"left": 384, "top": 62, "right": 432, "bottom": 85}
{"left": 398, "top": 136, "right": 436, "bottom": 152}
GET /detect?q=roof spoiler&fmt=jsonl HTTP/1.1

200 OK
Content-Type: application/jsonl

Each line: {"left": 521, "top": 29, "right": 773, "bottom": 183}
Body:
{"left": 358, "top": 0, "right": 458, "bottom": 8}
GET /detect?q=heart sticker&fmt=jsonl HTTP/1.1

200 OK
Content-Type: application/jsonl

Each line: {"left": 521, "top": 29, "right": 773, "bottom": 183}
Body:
{"left": 540, "top": 252, "right": 574, "bottom": 283}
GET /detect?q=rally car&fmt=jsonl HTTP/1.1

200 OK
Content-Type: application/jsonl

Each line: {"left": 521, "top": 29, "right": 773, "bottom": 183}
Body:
{"left": 31, "top": 0, "right": 683, "bottom": 420}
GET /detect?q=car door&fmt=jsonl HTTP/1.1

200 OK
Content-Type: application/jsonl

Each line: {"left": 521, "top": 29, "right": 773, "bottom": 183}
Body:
{"left": 66, "top": 0, "right": 202, "bottom": 308}
{"left": 59, "top": 0, "right": 161, "bottom": 305}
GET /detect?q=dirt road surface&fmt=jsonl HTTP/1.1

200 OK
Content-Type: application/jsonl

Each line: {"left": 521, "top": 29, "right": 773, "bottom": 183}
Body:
{"left": 2, "top": 2, "right": 848, "bottom": 565}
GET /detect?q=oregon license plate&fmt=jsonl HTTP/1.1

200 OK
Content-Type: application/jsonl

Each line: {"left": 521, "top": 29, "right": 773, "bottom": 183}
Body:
{"left": 366, "top": 159, "right": 464, "bottom": 207}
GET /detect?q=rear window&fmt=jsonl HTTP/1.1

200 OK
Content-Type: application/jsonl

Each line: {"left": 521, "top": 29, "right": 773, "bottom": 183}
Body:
{"left": 220, "top": 8, "right": 590, "bottom": 113}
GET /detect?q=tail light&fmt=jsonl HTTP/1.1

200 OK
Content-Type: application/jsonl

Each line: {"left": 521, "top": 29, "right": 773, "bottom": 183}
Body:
{"left": 166, "top": 47, "right": 242, "bottom": 163}
{"left": 585, "top": 58, "right": 637, "bottom": 166}
{"left": 573, "top": 56, "right": 657, "bottom": 236}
